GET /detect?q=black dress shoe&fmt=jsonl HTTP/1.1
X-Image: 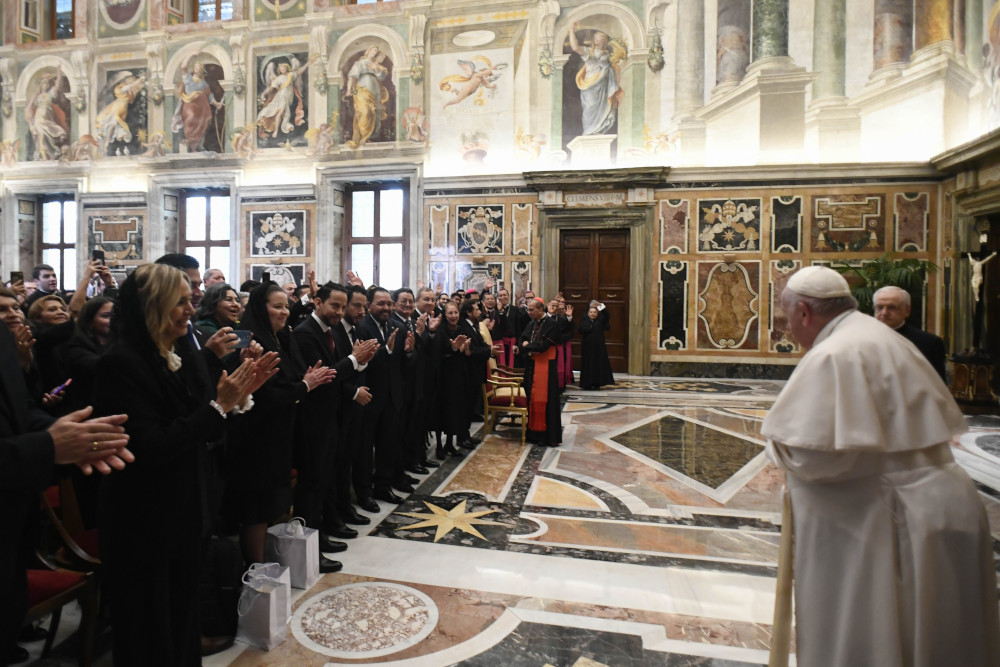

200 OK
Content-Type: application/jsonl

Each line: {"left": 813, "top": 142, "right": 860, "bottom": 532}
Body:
{"left": 458, "top": 439, "right": 477, "bottom": 450}
{"left": 319, "top": 536, "right": 349, "bottom": 552}
{"left": 404, "top": 474, "right": 420, "bottom": 485}
{"left": 341, "top": 508, "right": 371, "bottom": 525}
{"left": 325, "top": 521, "right": 358, "bottom": 539}
{"left": 357, "top": 497, "right": 381, "bottom": 513}
{"left": 421, "top": 457, "right": 440, "bottom": 468}
{"left": 373, "top": 487, "right": 403, "bottom": 503}
{"left": 200, "top": 634, "right": 235, "bottom": 657}
{"left": 319, "top": 555, "right": 343, "bottom": 573}
{"left": 392, "top": 481, "right": 414, "bottom": 494}
{"left": 467, "top": 435, "right": 482, "bottom": 444}
{"left": 405, "top": 464, "right": 430, "bottom": 475}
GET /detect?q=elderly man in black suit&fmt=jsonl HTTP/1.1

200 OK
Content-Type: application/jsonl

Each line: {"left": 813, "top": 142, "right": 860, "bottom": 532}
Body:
{"left": 873, "top": 286, "right": 947, "bottom": 381}
{"left": 292, "top": 283, "right": 377, "bottom": 566}
{"left": 357, "top": 287, "right": 415, "bottom": 504}
{"left": 0, "top": 327, "right": 131, "bottom": 664}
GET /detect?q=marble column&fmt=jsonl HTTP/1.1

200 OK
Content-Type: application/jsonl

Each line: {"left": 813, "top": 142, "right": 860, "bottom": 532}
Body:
{"left": 715, "top": 0, "right": 750, "bottom": 85}
{"left": 812, "top": 0, "right": 846, "bottom": 99}
{"left": 674, "top": 0, "right": 705, "bottom": 118}
{"left": 964, "top": 0, "right": 981, "bottom": 71}
{"left": 914, "top": 0, "right": 960, "bottom": 51}
{"left": 751, "top": 0, "right": 788, "bottom": 62}
{"left": 873, "top": 0, "right": 913, "bottom": 71}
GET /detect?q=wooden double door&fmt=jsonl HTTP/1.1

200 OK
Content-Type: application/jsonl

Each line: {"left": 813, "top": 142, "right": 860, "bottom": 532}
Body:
{"left": 559, "top": 229, "right": 630, "bottom": 373}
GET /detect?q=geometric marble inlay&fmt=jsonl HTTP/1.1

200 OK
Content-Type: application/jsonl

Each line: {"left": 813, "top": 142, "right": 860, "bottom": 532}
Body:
{"left": 291, "top": 582, "right": 438, "bottom": 658}
{"left": 610, "top": 416, "right": 763, "bottom": 490}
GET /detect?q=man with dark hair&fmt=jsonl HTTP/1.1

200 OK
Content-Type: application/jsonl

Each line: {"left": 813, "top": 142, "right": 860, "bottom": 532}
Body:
{"left": 357, "top": 287, "right": 414, "bottom": 504}
{"left": 338, "top": 285, "right": 376, "bottom": 514}
{"left": 391, "top": 288, "right": 427, "bottom": 475}
{"left": 458, "top": 298, "right": 492, "bottom": 448}
{"left": 239, "top": 279, "right": 261, "bottom": 293}
{"left": 293, "top": 283, "right": 377, "bottom": 571}
{"left": 24, "top": 263, "right": 66, "bottom": 308}
{"left": 155, "top": 253, "right": 203, "bottom": 308}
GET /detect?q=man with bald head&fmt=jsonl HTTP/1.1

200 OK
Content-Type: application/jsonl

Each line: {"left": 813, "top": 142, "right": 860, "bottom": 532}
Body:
{"left": 873, "top": 285, "right": 946, "bottom": 380}
{"left": 762, "top": 266, "right": 998, "bottom": 667}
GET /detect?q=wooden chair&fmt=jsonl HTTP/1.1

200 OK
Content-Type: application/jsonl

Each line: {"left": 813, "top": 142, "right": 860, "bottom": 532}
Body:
{"left": 482, "top": 378, "right": 529, "bottom": 444}
{"left": 28, "top": 490, "right": 101, "bottom": 665}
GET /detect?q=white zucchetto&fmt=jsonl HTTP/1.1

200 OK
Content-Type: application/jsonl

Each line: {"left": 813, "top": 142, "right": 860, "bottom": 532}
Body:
{"left": 785, "top": 266, "right": 851, "bottom": 299}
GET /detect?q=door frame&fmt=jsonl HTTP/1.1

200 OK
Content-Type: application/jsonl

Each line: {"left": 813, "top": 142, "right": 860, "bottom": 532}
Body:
{"left": 539, "top": 205, "right": 654, "bottom": 375}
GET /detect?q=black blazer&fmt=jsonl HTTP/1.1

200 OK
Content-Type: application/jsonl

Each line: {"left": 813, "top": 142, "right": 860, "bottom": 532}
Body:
{"left": 356, "top": 313, "right": 404, "bottom": 411}
{"left": 897, "top": 323, "right": 947, "bottom": 381}
{"left": 293, "top": 316, "right": 359, "bottom": 420}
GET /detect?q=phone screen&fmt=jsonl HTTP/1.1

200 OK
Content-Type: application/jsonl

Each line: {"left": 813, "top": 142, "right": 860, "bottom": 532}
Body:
{"left": 10, "top": 271, "right": 23, "bottom": 284}
{"left": 262, "top": 271, "right": 271, "bottom": 284}
{"left": 92, "top": 249, "right": 106, "bottom": 265}
{"left": 233, "top": 330, "right": 253, "bottom": 349}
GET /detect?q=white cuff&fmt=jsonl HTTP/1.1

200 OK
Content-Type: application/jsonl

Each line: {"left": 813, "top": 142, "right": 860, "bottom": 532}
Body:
{"left": 209, "top": 400, "right": 227, "bottom": 419}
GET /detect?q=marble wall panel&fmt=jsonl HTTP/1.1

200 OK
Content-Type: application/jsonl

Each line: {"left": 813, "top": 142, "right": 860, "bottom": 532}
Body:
{"left": 768, "top": 259, "right": 800, "bottom": 354}
{"left": 811, "top": 194, "right": 884, "bottom": 252}
{"left": 456, "top": 204, "right": 504, "bottom": 255}
{"left": 511, "top": 203, "right": 532, "bottom": 255}
{"left": 658, "top": 260, "right": 688, "bottom": 350}
{"left": 770, "top": 195, "right": 801, "bottom": 253}
{"left": 17, "top": 201, "right": 37, "bottom": 275}
{"left": 429, "top": 204, "right": 449, "bottom": 255}
{"left": 87, "top": 209, "right": 144, "bottom": 264}
{"left": 696, "top": 198, "right": 762, "bottom": 252}
{"left": 511, "top": 260, "right": 531, "bottom": 298}
{"left": 249, "top": 263, "right": 305, "bottom": 285}
{"left": 659, "top": 198, "right": 689, "bottom": 254}
{"left": 894, "top": 192, "right": 928, "bottom": 251}
{"left": 249, "top": 210, "right": 307, "bottom": 257}
{"left": 696, "top": 261, "right": 760, "bottom": 351}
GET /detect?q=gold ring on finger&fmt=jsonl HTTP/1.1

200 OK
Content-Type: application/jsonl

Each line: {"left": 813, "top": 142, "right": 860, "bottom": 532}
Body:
{"left": 92, "top": 442, "right": 99, "bottom": 451}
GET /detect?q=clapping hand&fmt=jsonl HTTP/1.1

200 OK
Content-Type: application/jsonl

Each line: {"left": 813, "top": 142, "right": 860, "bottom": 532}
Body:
{"left": 246, "top": 351, "right": 280, "bottom": 398}
{"left": 416, "top": 313, "right": 428, "bottom": 335}
{"left": 428, "top": 314, "right": 441, "bottom": 332}
{"left": 404, "top": 330, "right": 415, "bottom": 353}
{"left": 386, "top": 328, "right": 398, "bottom": 350}
{"left": 215, "top": 360, "right": 257, "bottom": 412}
{"left": 240, "top": 339, "right": 264, "bottom": 362}
{"left": 302, "top": 360, "right": 336, "bottom": 391}
{"left": 352, "top": 338, "right": 378, "bottom": 364}
{"left": 485, "top": 318, "right": 495, "bottom": 331}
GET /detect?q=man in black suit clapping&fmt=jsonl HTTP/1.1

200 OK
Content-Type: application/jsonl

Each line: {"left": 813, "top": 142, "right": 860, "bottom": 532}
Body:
{"left": 292, "top": 283, "right": 376, "bottom": 566}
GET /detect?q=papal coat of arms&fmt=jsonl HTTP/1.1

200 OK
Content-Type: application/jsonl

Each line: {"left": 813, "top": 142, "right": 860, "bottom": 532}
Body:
{"left": 698, "top": 199, "right": 761, "bottom": 252}
{"left": 456, "top": 205, "right": 503, "bottom": 254}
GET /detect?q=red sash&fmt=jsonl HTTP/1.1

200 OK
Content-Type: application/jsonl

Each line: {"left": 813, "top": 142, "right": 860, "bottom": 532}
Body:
{"left": 528, "top": 346, "right": 557, "bottom": 432}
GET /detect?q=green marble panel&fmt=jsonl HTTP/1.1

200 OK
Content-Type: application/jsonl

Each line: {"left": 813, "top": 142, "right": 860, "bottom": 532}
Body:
{"left": 611, "top": 415, "right": 763, "bottom": 489}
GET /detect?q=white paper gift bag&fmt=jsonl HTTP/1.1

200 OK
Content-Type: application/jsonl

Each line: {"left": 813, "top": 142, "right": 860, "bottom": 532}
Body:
{"left": 235, "top": 563, "right": 291, "bottom": 651}
{"left": 264, "top": 516, "right": 320, "bottom": 589}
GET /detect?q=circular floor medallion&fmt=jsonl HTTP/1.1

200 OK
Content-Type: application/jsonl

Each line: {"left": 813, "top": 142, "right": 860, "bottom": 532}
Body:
{"left": 291, "top": 582, "right": 438, "bottom": 658}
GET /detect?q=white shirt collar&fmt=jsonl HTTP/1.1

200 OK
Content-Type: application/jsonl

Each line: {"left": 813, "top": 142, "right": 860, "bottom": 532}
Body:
{"left": 311, "top": 310, "right": 330, "bottom": 333}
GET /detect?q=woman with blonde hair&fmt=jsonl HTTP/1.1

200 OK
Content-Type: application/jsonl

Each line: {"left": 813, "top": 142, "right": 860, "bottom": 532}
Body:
{"left": 94, "top": 264, "right": 277, "bottom": 665}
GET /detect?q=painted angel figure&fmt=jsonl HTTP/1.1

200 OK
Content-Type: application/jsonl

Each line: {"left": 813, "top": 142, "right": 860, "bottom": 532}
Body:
{"left": 568, "top": 21, "right": 626, "bottom": 136}
{"left": 26, "top": 67, "right": 70, "bottom": 161}
{"left": 171, "top": 53, "right": 224, "bottom": 152}
{"left": 440, "top": 57, "right": 506, "bottom": 109}
{"left": 256, "top": 56, "right": 316, "bottom": 139}
{"left": 95, "top": 72, "right": 147, "bottom": 155}
{"left": 344, "top": 46, "right": 390, "bottom": 149}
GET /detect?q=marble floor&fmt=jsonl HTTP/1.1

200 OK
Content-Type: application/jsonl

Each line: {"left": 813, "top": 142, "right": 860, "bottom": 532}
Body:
{"left": 27, "top": 375, "right": 1000, "bottom": 666}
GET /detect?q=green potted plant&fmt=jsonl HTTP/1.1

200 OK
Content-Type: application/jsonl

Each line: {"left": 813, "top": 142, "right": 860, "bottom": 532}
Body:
{"left": 829, "top": 253, "right": 937, "bottom": 315}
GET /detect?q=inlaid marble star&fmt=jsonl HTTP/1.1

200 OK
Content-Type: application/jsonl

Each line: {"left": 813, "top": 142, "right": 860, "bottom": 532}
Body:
{"left": 397, "top": 499, "right": 502, "bottom": 542}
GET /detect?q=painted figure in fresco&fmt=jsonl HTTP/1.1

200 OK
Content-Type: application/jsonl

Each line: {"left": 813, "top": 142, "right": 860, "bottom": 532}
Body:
{"left": 305, "top": 122, "right": 336, "bottom": 157}
{"left": 984, "top": 2, "right": 1000, "bottom": 128}
{"left": 64, "top": 134, "right": 99, "bottom": 162}
{"left": 568, "top": 22, "right": 625, "bottom": 136}
{"left": 256, "top": 56, "right": 316, "bottom": 140}
{"left": 0, "top": 140, "right": 19, "bottom": 168}
{"left": 230, "top": 126, "right": 260, "bottom": 160}
{"left": 439, "top": 56, "right": 505, "bottom": 109}
{"left": 26, "top": 67, "right": 70, "bottom": 161}
{"left": 344, "top": 47, "right": 390, "bottom": 149}
{"left": 402, "top": 106, "right": 428, "bottom": 142}
{"left": 140, "top": 130, "right": 168, "bottom": 157}
{"left": 172, "top": 53, "right": 224, "bottom": 152}
{"left": 95, "top": 72, "right": 147, "bottom": 156}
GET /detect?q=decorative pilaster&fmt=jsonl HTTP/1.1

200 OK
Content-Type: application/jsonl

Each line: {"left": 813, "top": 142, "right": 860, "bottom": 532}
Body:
{"left": 812, "top": 0, "right": 846, "bottom": 100}
{"left": 873, "top": 0, "right": 913, "bottom": 76}
{"left": 751, "top": 0, "right": 788, "bottom": 62}
{"left": 674, "top": 0, "right": 705, "bottom": 117}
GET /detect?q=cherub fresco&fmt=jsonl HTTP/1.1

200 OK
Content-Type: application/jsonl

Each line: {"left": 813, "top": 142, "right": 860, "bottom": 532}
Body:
{"left": 340, "top": 46, "right": 395, "bottom": 148}
{"left": 256, "top": 53, "right": 317, "bottom": 148}
{"left": 26, "top": 67, "right": 71, "bottom": 161}
{"left": 0, "top": 140, "right": 19, "bottom": 167}
{"left": 138, "top": 130, "right": 168, "bottom": 157}
{"left": 305, "top": 122, "right": 336, "bottom": 157}
{"left": 63, "top": 135, "right": 99, "bottom": 162}
{"left": 439, "top": 56, "right": 506, "bottom": 109}
{"left": 171, "top": 53, "right": 225, "bottom": 153}
{"left": 95, "top": 70, "right": 147, "bottom": 156}
{"left": 402, "top": 106, "right": 428, "bottom": 142}
{"left": 230, "top": 125, "right": 260, "bottom": 160}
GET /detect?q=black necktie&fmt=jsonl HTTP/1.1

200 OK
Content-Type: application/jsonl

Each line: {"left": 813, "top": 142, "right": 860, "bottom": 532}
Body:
{"left": 348, "top": 327, "right": 356, "bottom": 345}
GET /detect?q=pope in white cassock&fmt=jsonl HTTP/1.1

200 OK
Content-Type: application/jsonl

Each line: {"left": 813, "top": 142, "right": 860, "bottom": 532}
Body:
{"left": 762, "top": 266, "right": 1000, "bottom": 667}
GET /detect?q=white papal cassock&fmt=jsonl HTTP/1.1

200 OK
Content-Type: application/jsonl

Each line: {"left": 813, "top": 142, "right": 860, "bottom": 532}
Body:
{"left": 762, "top": 309, "right": 1000, "bottom": 667}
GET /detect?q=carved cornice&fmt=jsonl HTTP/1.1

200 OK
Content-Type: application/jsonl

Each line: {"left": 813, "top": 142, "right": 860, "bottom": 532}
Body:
{"left": 523, "top": 167, "right": 670, "bottom": 191}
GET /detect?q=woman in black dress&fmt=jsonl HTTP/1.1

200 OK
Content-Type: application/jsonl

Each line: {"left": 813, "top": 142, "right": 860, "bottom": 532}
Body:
{"left": 224, "top": 282, "right": 334, "bottom": 565}
{"left": 434, "top": 302, "right": 470, "bottom": 458}
{"left": 578, "top": 302, "right": 615, "bottom": 390}
{"left": 94, "top": 263, "right": 268, "bottom": 666}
